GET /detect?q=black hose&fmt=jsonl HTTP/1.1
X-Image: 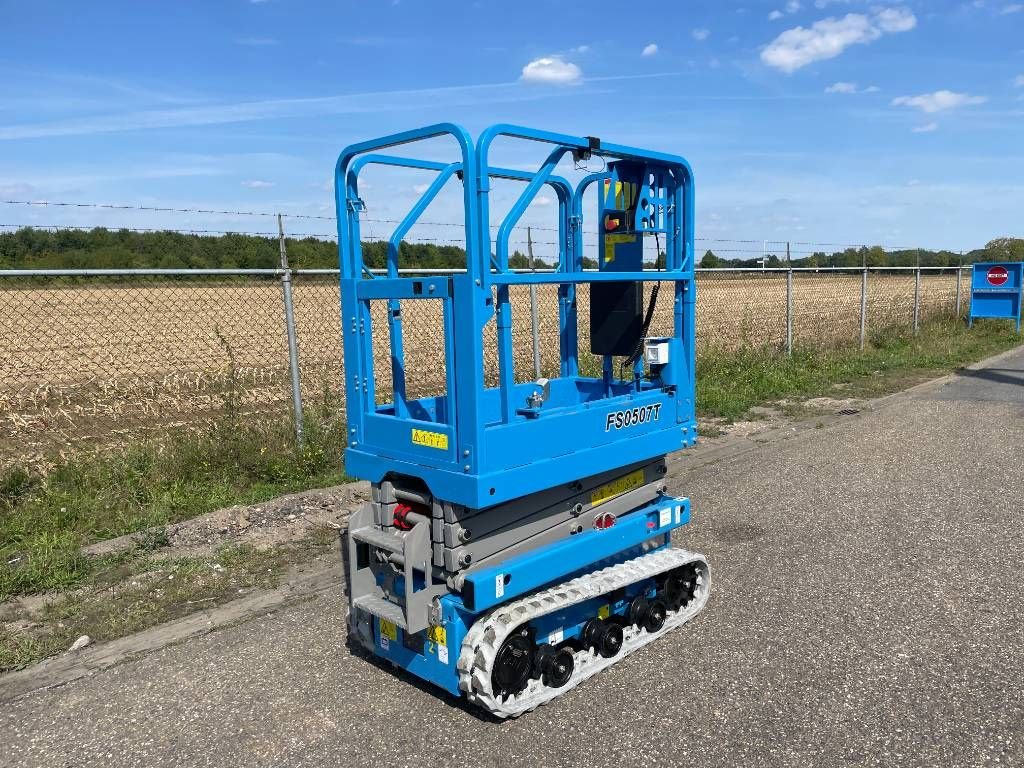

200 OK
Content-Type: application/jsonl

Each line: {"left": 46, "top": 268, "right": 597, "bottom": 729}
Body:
{"left": 620, "top": 232, "right": 662, "bottom": 378}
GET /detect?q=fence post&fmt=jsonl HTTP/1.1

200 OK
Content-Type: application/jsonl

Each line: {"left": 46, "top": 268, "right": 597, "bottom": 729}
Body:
{"left": 913, "top": 265, "right": 921, "bottom": 335}
{"left": 527, "top": 226, "right": 541, "bottom": 379}
{"left": 955, "top": 254, "right": 963, "bottom": 318}
{"left": 278, "top": 213, "right": 305, "bottom": 447}
{"left": 860, "top": 268, "right": 868, "bottom": 349}
{"left": 786, "top": 267, "right": 793, "bottom": 355}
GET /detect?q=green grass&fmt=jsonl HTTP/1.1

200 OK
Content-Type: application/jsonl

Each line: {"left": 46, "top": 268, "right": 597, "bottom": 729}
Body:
{"left": 0, "top": 530, "right": 338, "bottom": 672}
{"left": 1, "top": 413, "right": 347, "bottom": 601}
{"left": 697, "top": 319, "right": 1022, "bottom": 421}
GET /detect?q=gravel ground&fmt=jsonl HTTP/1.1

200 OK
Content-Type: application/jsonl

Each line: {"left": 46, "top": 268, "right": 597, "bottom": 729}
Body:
{"left": 3, "top": 347, "right": 1023, "bottom": 768}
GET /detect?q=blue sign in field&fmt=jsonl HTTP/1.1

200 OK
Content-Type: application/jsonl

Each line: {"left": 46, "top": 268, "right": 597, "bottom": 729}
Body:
{"left": 968, "top": 262, "right": 1022, "bottom": 331}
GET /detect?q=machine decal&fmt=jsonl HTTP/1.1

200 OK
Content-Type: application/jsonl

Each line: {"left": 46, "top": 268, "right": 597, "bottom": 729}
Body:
{"left": 411, "top": 428, "right": 448, "bottom": 450}
{"left": 379, "top": 618, "right": 398, "bottom": 650}
{"left": 604, "top": 404, "right": 662, "bottom": 432}
{"left": 427, "top": 624, "right": 447, "bottom": 645}
{"left": 602, "top": 233, "right": 637, "bottom": 264}
{"left": 427, "top": 625, "right": 450, "bottom": 664}
{"left": 591, "top": 469, "right": 645, "bottom": 506}
{"left": 659, "top": 507, "right": 672, "bottom": 528}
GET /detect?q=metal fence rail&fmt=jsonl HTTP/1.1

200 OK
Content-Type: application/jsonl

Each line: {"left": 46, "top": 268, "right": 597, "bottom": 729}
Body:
{"left": 0, "top": 265, "right": 971, "bottom": 468}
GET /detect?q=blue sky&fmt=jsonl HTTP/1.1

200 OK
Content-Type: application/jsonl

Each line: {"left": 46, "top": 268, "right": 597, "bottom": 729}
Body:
{"left": 1, "top": 0, "right": 1022, "bottom": 258}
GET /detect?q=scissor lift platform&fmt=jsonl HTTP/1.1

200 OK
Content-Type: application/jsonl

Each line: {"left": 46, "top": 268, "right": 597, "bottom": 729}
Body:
{"left": 337, "top": 123, "right": 709, "bottom": 716}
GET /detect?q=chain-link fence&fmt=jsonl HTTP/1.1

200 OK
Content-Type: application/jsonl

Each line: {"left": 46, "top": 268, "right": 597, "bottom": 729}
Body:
{"left": 0, "top": 265, "right": 971, "bottom": 468}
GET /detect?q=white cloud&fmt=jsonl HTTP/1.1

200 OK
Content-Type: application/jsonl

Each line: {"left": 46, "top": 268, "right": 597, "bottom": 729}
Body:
{"left": 1000, "top": 3, "right": 1023, "bottom": 13}
{"left": 874, "top": 7, "right": 917, "bottom": 32}
{"left": 533, "top": 195, "right": 553, "bottom": 206}
{"left": 760, "top": 8, "right": 917, "bottom": 73}
{"left": 825, "top": 81, "right": 879, "bottom": 94}
{"left": 571, "top": 44, "right": 590, "bottom": 53}
{"left": 1014, "top": 74, "right": 1024, "bottom": 87}
{"left": 520, "top": 56, "right": 582, "bottom": 85}
{"left": 412, "top": 183, "right": 429, "bottom": 194}
{"left": 825, "top": 81, "right": 858, "bottom": 93}
{"left": 241, "top": 179, "right": 274, "bottom": 188}
{"left": 642, "top": 43, "right": 659, "bottom": 57}
{"left": 912, "top": 122, "right": 938, "bottom": 133}
{"left": 770, "top": 0, "right": 801, "bottom": 17}
{"left": 892, "top": 90, "right": 988, "bottom": 113}
{"left": 692, "top": 28, "right": 710, "bottom": 41}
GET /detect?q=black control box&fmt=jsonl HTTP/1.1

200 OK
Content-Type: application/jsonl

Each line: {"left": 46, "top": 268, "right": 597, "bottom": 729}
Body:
{"left": 590, "top": 281, "right": 643, "bottom": 356}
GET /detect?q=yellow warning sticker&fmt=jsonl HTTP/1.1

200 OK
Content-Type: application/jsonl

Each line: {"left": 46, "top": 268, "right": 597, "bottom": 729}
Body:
{"left": 603, "top": 233, "right": 636, "bottom": 264}
{"left": 379, "top": 618, "right": 398, "bottom": 641}
{"left": 411, "top": 428, "right": 448, "bottom": 451}
{"left": 591, "top": 469, "right": 645, "bottom": 507}
{"left": 597, "top": 604, "right": 611, "bottom": 620}
{"left": 427, "top": 625, "right": 447, "bottom": 646}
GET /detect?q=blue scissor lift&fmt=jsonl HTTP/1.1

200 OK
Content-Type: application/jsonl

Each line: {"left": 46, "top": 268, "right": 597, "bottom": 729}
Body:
{"left": 338, "top": 124, "right": 710, "bottom": 717}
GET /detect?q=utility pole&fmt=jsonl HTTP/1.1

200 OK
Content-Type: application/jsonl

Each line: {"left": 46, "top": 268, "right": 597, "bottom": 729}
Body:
{"left": 278, "top": 213, "right": 304, "bottom": 446}
{"left": 785, "top": 241, "right": 793, "bottom": 355}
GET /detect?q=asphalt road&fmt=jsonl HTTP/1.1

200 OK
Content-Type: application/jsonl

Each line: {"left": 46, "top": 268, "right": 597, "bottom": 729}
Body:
{"left": 5, "top": 347, "right": 1024, "bottom": 768}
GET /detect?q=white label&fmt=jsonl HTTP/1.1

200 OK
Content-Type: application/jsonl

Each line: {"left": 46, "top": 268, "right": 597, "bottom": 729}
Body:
{"left": 549, "top": 627, "right": 564, "bottom": 645}
{"left": 438, "top": 645, "right": 449, "bottom": 665}
{"left": 380, "top": 636, "right": 389, "bottom": 651}
{"left": 674, "top": 505, "right": 682, "bottom": 524}
{"left": 604, "top": 403, "right": 663, "bottom": 432}
{"left": 659, "top": 507, "right": 672, "bottom": 528}
{"left": 496, "top": 573, "right": 505, "bottom": 598}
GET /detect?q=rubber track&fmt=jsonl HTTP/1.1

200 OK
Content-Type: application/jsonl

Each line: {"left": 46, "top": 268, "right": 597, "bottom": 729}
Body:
{"left": 456, "top": 547, "right": 710, "bottom": 718}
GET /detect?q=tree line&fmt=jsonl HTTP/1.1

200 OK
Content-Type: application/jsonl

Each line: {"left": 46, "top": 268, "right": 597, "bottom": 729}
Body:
{"left": 0, "top": 227, "right": 1021, "bottom": 272}
{"left": 699, "top": 238, "right": 1024, "bottom": 270}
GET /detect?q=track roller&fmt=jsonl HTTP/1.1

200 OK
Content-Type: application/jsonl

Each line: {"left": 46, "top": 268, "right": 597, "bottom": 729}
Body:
{"left": 628, "top": 595, "right": 668, "bottom": 633}
{"left": 534, "top": 644, "right": 574, "bottom": 688}
{"left": 582, "top": 618, "right": 624, "bottom": 658}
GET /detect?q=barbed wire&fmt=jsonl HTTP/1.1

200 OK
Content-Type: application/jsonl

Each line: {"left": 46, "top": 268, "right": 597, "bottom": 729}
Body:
{"left": 1, "top": 199, "right": 336, "bottom": 221}
{"left": 0, "top": 223, "right": 339, "bottom": 239}
{"left": 0, "top": 198, "right": 961, "bottom": 254}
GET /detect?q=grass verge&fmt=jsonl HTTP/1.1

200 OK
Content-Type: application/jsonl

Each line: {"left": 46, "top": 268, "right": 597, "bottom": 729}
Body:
{"left": 0, "top": 529, "right": 338, "bottom": 673}
{"left": 697, "top": 319, "right": 1022, "bottom": 421}
{"left": 1, "top": 412, "right": 347, "bottom": 601}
